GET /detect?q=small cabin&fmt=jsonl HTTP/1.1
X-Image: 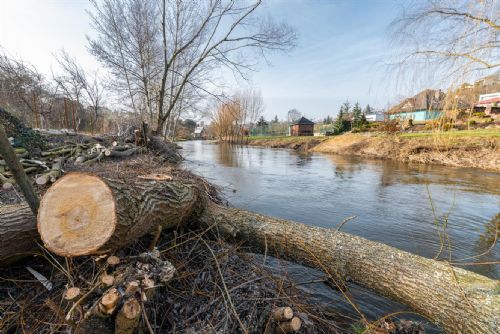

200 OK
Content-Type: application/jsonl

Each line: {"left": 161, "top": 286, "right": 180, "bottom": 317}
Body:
{"left": 193, "top": 126, "right": 206, "bottom": 139}
{"left": 290, "top": 117, "right": 314, "bottom": 136}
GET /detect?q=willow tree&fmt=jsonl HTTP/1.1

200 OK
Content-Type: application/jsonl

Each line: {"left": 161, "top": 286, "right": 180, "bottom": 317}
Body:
{"left": 390, "top": 0, "right": 499, "bottom": 86}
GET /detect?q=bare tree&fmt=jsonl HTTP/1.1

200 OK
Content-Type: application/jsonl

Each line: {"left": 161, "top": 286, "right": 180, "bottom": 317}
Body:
{"left": 237, "top": 87, "right": 263, "bottom": 141}
{"left": 390, "top": 0, "right": 499, "bottom": 85}
{"left": 54, "top": 51, "right": 105, "bottom": 133}
{"left": 0, "top": 48, "right": 45, "bottom": 127}
{"left": 88, "top": 0, "right": 296, "bottom": 135}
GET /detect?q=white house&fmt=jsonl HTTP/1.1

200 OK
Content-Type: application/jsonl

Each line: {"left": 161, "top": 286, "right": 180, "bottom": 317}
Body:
{"left": 365, "top": 110, "right": 385, "bottom": 122}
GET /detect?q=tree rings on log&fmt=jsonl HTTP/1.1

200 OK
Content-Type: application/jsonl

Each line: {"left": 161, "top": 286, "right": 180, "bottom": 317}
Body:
{"left": 276, "top": 317, "right": 301, "bottom": 333}
{"left": 37, "top": 173, "right": 116, "bottom": 256}
{"left": 273, "top": 307, "right": 293, "bottom": 322}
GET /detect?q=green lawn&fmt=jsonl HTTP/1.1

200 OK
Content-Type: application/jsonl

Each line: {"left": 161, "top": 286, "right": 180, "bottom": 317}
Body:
{"left": 400, "top": 129, "right": 499, "bottom": 138}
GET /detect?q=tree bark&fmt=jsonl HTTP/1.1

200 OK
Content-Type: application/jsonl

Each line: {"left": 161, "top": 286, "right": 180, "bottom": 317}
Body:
{"left": 1, "top": 193, "right": 498, "bottom": 333}
{"left": 0, "top": 203, "right": 39, "bottom": 265}
{"left": 0, "top": 123, "right": 40, "bottom": 214}
{"left": 200, "top": 203, "right": 499, "bottom": 334}
{"left": 37, "top": 172, "right": 202, "bottom": 257}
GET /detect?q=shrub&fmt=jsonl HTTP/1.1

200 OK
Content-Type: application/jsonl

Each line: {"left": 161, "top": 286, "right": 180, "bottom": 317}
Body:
{"left": 379, "top": 119, "right": 400, "bottom": 133}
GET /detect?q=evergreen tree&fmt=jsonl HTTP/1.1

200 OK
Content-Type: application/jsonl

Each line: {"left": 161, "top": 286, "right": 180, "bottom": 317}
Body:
{"left": 364, "top": 104, "right": 373, "bottom": 114}
{"left": 334, "top": 104, "right": 350, "bottom": 134}
{"left": 359, "top": 113, "right": 368, "bottom": 127}
{"left": 257, "top": 116, "right": 267, "bottom": 127}
{"left": 323, "top": 115, "right": 332, "bottom": 124}
{"left": 256, "top": 116, "right": 268, "bottom": 135}
{"left": 272, "top": 115, "right": 279, "bottom": 123}
{"left": 352, "top": 102, "right": 362, "bottom": 128}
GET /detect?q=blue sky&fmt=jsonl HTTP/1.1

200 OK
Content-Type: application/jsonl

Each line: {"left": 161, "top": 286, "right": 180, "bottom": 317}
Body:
{"left": 253, "top": 0, "right": 404, "bottom": 121}
{"left": 1, "top": 0, "right": 412, "bottom": 121}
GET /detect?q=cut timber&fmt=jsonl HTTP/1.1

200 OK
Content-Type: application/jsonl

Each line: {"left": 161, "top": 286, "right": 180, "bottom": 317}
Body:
{"left": 115, "top": 298, "right": 141, "bottom": 334}
{"left": 64, "top": 287, "right": 81, "bottom": 301}
{"left": 201, "top": 203, "right": 499, "bottom": 334}
{"left": 37, "top": 172, "right": 201, "bottom": 257}
{"left": 273, "top": 307, "right": 293, "bottom": 322}
{"left": 5, "top": 189, "right": 499, "bottom": 332}
{"left": 276, "top": 317, "right": 301, "bottom": 333}
{"left": 101, "top": 275, "right": 115, "bottom": 288}
{"left": 0, "top": 203, "right": 39, "bottom": 265}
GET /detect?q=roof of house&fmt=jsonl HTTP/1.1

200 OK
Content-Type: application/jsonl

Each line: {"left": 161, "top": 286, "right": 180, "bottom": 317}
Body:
{"left": 477, "top": 96, "right": 500, "bottom": 105}
{"left": 292, "top": 116, "right": 314, "bottom": 125}
{"left": 387, "top": 89, "right": 446, "bottom": 114}
{"left": 194, "top": 126, "right": 204, "bottom": 134}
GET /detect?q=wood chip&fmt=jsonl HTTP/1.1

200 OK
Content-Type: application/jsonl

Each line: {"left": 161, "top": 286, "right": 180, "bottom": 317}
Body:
{"left": 137, "top": 174, "right": 172, "bottom": 181}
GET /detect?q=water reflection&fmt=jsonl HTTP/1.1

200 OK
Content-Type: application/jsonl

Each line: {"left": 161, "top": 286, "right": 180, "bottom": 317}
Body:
{"left": 181, "top": 141, "right": 499, "bottom": 333}
{"left": 182, "top": 141, "right": 499, "bottom": 279}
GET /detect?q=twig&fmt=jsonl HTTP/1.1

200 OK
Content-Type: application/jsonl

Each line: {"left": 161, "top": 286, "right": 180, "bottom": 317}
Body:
{"left": 140, "top": 299, "right": 155, "bottom": 334}
{"left": 201, "top": 238, "right": 248, "bottom": 334}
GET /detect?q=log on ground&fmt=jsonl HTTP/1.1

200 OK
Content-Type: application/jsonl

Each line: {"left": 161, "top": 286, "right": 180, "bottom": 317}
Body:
{"left": 0, "top": 203, "right": 39, "bottom": 265}
{"left": 200, "top": 203, "right": 499, "bottom": 334}
{"left": 36, "top": 172, "right": 202, "bottom": 257}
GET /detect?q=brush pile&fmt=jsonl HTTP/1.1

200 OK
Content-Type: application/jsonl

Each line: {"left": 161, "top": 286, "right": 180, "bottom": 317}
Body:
{"left": 0, "top": 141, "right": 145, "bottom": 189}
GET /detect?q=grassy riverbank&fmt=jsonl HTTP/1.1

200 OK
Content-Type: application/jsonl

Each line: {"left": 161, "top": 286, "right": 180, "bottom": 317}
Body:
{"left": 247, "top": 130, "right": 500, "bottom": 171}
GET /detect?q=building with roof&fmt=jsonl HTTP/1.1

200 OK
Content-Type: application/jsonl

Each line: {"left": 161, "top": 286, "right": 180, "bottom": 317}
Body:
{"left": 289, "top": 116, "right": 314, "bottom": 136}
{"left": 474, "top": 92, "right": 500, "bottom": 118}
{"left": 387, "top": 89, "right": 445, "bottom": 121}
{"left": 193, "top": 126, "right": 206, "bottom": 139}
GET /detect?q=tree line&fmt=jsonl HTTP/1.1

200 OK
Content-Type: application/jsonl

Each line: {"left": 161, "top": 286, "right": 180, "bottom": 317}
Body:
{"left": 0, "top": 0, "right": 296, "bottom": 138}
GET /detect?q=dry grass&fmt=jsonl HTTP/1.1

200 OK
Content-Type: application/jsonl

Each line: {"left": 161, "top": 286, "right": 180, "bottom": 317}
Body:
{"left": 313, "top": 133, "right": 499, "bottom": 171}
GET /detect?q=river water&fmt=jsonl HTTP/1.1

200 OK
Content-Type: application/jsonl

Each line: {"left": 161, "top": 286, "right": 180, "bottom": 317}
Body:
{"left": 180, "top": 140, "right": 499, "bottom": 331}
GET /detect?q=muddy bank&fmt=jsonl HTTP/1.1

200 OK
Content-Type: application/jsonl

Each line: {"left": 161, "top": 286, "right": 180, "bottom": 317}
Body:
{"left": 248, "top": 136, "right": 327, "bottom": 150}
{"left": 248, "top": 133, "right": 499, "bottom": 171}
{"left": 313, "top": 133, "right": 499, "bottom": 171}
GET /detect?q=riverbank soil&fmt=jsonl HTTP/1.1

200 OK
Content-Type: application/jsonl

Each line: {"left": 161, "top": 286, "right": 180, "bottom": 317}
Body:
{"left": 248, "top": 135, "right": 328, "bottom": 150}
{"left": 247, "top": 130, "right": 499, "bottom": 171}
{"left": 313, "top": 132, "right": 499, "bottom": 171}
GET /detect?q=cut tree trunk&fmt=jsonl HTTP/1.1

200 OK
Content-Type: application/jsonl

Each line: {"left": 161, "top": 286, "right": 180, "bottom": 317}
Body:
{"left": 0, "top": 203, "right": 39, "bottom": 265}
{"left": 200, "top": 203, "right": 499, "bottom": 334}
{"left": 36, "top": 172, "right": 202, "bottom": 257}
{"left": 2, "top": 190, "right": 498, "bottom": 333}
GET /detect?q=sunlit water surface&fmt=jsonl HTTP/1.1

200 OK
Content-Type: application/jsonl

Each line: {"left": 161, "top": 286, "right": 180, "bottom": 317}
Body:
{"left": 180, "top": 140, "right": 499, "bottom": 332}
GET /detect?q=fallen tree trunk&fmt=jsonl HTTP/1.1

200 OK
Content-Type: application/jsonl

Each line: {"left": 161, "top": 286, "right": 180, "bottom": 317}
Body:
{"left": 0, "top": 203, "right": 39, "bottom": 265}
{"left": 1, "top": 182, "right": 498, "bottom": 333}
{"left": 37, "top": 172, "right": 202, "bottom": 256}
{"left": 200, "top": 203, "right": 499, "bottom": 334}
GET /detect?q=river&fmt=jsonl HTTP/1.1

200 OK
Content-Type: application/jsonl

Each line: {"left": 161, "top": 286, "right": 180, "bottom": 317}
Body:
{"left": 180, "top": 140, "right": 499, "bottom": 332}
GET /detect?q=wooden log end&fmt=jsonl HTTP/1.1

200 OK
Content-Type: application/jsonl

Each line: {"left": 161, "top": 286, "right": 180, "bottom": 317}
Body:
{"left": 37, "top": 173, "right": 117, "bottom": 256}
{"left": 125, "top": 281, "right": 139, "bottom": 295}
{"left": 35, "top": 175, "right": 48, "bottom": 185}
{"left": 100, "top": 288, "right": 120, "bottom": 315}
{"left": 120, "top": 298, "right": 140, "bottom": 320}
{"left": 276, "top": 316, "right": 301, "bottom": 333}
{"left": 115, "top": 298, "right": 141, "bottom": 334}
{"left": 64, "top": 287, "right": 81, "bottom": 301}
{"left": 273, "top": 306, "right": 293, "bottom": 322}
{"left": 101, "top": 275, "right": 115, "bottom": 287}
{"left": 2, "top": 182, "right": 13, "bottom": 189}
{"left": 107, "top": 255, "right": 120, "bottom": 266}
